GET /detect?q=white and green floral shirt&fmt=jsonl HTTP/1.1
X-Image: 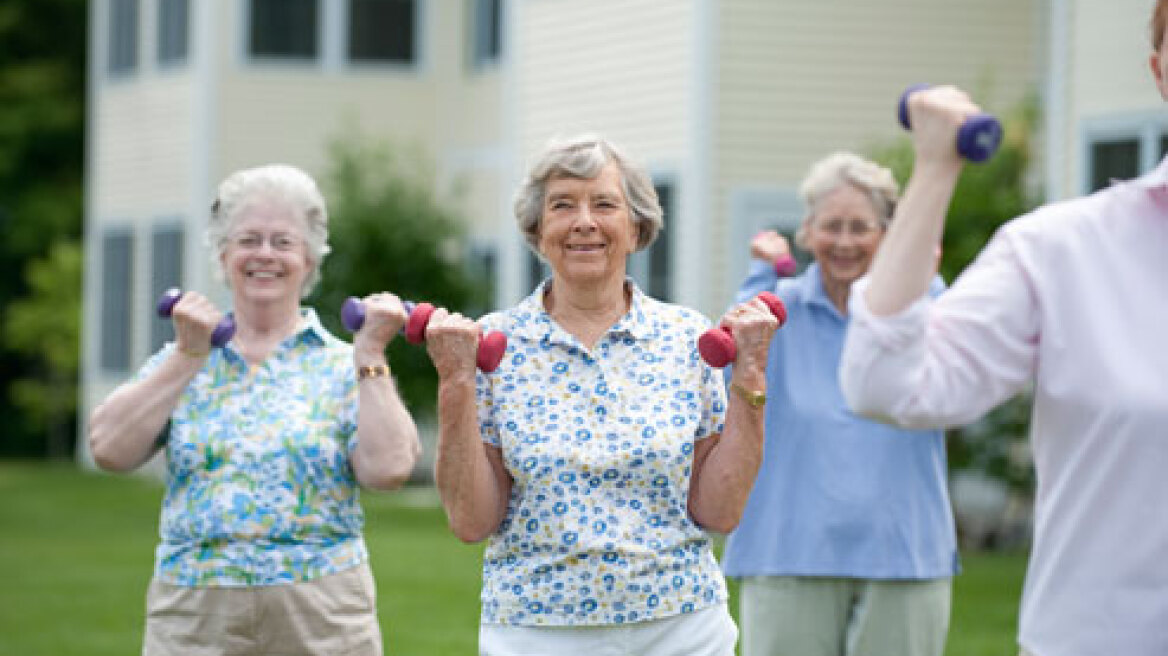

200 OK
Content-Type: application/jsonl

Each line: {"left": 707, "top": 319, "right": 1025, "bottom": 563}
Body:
{"left": 137, "top": 309, "right": 366, "bottom": 587}
{"left": 476, "top": 281, "right": 729, "bottom": 626}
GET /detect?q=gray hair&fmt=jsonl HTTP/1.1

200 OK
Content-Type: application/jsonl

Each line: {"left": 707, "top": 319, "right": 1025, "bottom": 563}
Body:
{"left": 795, "top": 152, "right": 899, "bottom": 249}
{"left": 206, "top": 164, "right": 331, "bottom": 297}
{"left": 513, "top": 134, "right": 663, "bottom": 255}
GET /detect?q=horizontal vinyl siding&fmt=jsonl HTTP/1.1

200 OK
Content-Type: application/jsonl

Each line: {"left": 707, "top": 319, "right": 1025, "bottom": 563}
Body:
{"left": 1071, "top": 0, "right": 1160, "bottom": 119}
{"left": 92, "top": 75, "right": 196, "bottom": 214}
{"left": 516, "top": 0, "right": 692, "bottom": 163}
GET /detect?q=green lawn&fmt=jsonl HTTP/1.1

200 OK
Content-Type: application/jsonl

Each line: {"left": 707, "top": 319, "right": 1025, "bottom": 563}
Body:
{"left": 0, "top": 462, "right": 1025, "bottom": 655}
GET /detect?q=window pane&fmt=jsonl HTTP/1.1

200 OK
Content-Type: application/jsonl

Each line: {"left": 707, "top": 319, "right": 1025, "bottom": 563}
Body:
{"left": 1090, "top": 139, "right": 1139, "bottom": 192}
{"left": 158, "top": 0, "right": 188, "bottom": 64}
{"left": 1160, "top": 134, "right": 1168, "bottom": 160}
{"left": 473, "top": 0, "right": 501, "bottom": 65}
{"left": 101, "top": 231, "right": 134, "bottom": 372}
{"left": 527, "top": 252, "right": 548, "bottom": 294}
{"left": 349, "top": 0, "right": 415, "bottom": 63}
{"left": 645, "top": 182, "right": 673, "bottom": 301}
{"left": 150, "top": 225, "right": 184, "bottom": 352}
{"left": 250, "top": 0, "right": 318, "bottom": 59}
{"left": 109, "top": 0, "right": 139, "bottom": 74}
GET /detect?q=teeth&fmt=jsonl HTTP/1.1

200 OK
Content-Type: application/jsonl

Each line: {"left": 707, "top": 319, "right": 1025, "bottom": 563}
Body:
{"left": 250, "top": 271, "right": 279, "bottom": 279}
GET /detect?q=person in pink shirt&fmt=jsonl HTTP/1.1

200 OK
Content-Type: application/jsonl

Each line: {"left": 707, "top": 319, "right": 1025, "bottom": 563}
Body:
{"left": 839, "top": 3, "right": 1168, "bottom": 656}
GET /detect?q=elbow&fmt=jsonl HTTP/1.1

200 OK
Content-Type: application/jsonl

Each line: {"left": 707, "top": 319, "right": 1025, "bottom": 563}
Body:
{"left": 691, "top": 505, "right": 743, "bottom": 535}
{"left": 88, "top": 417, "right": 135, "bottom": 473}
{"left": 356, "top": 459, "right": 416, "bottom": 492}
{"left": 449, "top": 520, "right": 495, "bottom": 544}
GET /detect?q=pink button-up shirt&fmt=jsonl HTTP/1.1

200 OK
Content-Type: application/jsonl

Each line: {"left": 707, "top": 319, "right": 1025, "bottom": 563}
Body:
{"left": 841, "top": 159, "right": 1168, "bottom": 656}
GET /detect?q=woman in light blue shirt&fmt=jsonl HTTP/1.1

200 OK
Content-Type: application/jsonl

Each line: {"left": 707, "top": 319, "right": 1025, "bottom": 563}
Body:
{"left": 722, "top": 152, "right": 956, "bottom": 656}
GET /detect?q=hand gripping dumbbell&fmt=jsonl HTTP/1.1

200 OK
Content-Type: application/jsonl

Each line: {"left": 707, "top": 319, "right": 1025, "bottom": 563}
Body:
{"left": 898, "top": 84, "right": 1002, "bottom": 163}
{"left": 697, "top": 292, "right": 787, "bottom": 368}
{"left": 341, "top": 297, "right": 508, "bottom": 373}
{"left": 156, "top": 288, "right": 236, "bottom": 347}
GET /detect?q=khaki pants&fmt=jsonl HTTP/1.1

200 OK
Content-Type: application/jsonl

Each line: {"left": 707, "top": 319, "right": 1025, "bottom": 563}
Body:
{"left": 739, "top": 576, "right": 951, "bottom": 656}
{"left": 143, "top": 564, "right": 383, "bottom": 655}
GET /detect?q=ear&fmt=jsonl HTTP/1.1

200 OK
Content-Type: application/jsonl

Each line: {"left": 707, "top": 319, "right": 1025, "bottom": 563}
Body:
{"left": 1151, "top": 52, "right": 1168, "bottom": 101}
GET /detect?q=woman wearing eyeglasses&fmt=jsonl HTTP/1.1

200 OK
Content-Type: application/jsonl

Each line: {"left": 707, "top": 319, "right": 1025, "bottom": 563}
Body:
{"left": 88, "top": 164, "right": 420, "bottom": 655}
{"left": 721, "top": 152, "right": 956, "bottom": 656}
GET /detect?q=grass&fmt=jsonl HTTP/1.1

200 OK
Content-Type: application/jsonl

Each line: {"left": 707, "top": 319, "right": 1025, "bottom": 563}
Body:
{"left": 0, "top": 461, "right": 1025, "bottom": 655}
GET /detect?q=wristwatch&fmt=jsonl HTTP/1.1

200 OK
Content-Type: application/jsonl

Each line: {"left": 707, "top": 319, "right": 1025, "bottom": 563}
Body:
{"left": 731, "top": 382, "right": 767, "bottom": 408}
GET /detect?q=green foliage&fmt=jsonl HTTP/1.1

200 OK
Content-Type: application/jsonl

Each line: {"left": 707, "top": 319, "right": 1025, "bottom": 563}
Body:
{"left": 3, "top": 241, "right": 82, "bottom": 458}
{"left": 868, "top": 95, "right": 1042, "bottom": 495}
{"left": 310, "top": 131, "right": 485, "bottom": 418}
{"left": 0, "top": 0, "right": 87, "bottom": 456}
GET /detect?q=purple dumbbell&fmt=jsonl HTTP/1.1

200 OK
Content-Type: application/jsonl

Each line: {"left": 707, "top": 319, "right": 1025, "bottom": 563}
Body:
{"left": 341, "top": 296, "right": 508, "bottom": 373}
{"left": 156, "top": 288, "right": 236, "bottom": 347}
{"left": 898, "top": 84, "right": 1002, "bottom": 163}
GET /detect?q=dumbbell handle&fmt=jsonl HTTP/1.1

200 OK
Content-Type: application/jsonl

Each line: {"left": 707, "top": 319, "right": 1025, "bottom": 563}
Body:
{"left": 156, "top": 288, "right": 236, "bottom": 348}
{"left": 898, "top": 84, "right": 1002, "bottom": 163}
{"left": 341, "top": 297, "right": 508, "bottom": 373}
{"left": 698, "top": 292, "right": 787, "bottom": 368}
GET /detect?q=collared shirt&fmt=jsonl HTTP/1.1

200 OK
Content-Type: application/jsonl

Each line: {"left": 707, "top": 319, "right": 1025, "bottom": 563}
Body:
{"left": 136, "top": 309, "right": 366, "bottom": 587}
{"left": 841, "top": 159, "right": 1168, "bottom": 656}
{"left": 721, "top": 262, "right": 957, "bottom": 581}
{"left": 475, "top": 280, "right": 729, "bottom": 626}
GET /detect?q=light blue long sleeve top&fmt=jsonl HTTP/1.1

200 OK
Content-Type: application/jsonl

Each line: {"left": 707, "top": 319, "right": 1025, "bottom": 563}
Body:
{"left": 721, "top": 261, "right": 958, "bottom": 580}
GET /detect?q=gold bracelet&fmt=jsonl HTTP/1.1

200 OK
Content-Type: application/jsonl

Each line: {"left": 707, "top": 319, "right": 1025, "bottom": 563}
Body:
{"left": 730, "top": 382, "right": 767, "bottom": 408}
{"left": 176, "top": 344, "right": 209, "bottom": 358}
{"left": 358, "top": 364, "right": 391, "bottom": 381}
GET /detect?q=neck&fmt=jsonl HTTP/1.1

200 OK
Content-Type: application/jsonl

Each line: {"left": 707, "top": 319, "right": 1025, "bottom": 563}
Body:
{"left": 544, "top": 277, "right": 630, "bottom": 347}
{"left": 818, "top": 271, "right": 851, "bottom": 314}
{"left": 232, "top": 298, "right": 303, "bottom": 361}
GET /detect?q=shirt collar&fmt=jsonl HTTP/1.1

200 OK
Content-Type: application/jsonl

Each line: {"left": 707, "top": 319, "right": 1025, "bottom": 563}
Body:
{"left": 509, "top": 278, "right": 656, "bottom": 344}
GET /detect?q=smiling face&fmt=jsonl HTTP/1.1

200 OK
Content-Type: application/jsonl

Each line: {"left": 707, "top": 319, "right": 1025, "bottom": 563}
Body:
{"left": 537, "top": 162, "right": 638, "bottom": 288}
{"left": 804, "top": 183, "right": 886, "bottom": 290}
{"left": 219, "top": 196, "right": 312, "bottom": 307}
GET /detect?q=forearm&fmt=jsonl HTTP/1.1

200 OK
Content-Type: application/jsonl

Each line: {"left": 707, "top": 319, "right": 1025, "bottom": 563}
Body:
{"left": 352, "top": 357, "right": 421, "bottom": 491}
{"left": 434, "top": 375, "right": 508, "bottom": 543}
{"left": 865, "top": 160, "right": 962, "bottom": 315}
{"left": 88, "top": 352, "right": 202, "bottom": 472}
{"left": 688, "top": 367, "right": 767, "bottom": 533}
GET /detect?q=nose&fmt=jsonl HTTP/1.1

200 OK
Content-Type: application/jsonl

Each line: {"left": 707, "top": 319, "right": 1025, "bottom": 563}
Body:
{"left": 571, "top": 206, "right": 598, "bottom": 233}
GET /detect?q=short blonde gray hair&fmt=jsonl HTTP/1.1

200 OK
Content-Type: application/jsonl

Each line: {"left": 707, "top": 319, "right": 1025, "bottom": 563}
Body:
{"left": 206, "top": 164, "right": 331, "bottom": 297}
{"left": 513, "top": 135, "right": 663, "bottom": 255}
{"left": 795, "top": 152, "right": 899, "bottom": 249}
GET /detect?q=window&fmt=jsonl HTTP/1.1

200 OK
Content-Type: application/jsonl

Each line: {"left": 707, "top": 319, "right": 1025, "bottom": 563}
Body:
{"left": 465, "top": 243, "right": 497, "bottom": 316}
{"left": 349, "top": 0, "right": 416, "bottom": 63}
{"left": 101, "top": 229, "right": 134, "bottom": 372}
{"left": 157, "top": 0, "right": 188, "bottom": 65}
{"left": 471, "top": 0, "right": 502, "bottom": 67}
{"left": 629, "top": 181, "right": 674, "bottom": 301}
{"left": 109, "top": 0, "right": 139, "bottom": 75}
{"left": 150, "top": 224, "right": 184, "bottom": 352}
{"left": 527, "top": 252, "right": 549, "bottom": 295}
{"left": 1089, "top": 139, "right": 1139, "bottom": 192}
{"left": 249, "top": 0, "right": 318, "bottom": 59}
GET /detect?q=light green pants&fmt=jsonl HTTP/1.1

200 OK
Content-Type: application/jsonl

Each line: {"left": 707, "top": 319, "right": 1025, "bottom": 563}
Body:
{"left": 738, "top": 576, "right": 951, "bottom": 656}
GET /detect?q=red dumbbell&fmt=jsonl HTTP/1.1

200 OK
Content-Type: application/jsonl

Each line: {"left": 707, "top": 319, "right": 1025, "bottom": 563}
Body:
{"left": 773, "top": 253, "right": 797, "bottom": 277}
{"left": 341, "top": 297, "right": 507, "bottom": 373}
{"left": 697, "top": 292, "right": 787, "bottom": 368}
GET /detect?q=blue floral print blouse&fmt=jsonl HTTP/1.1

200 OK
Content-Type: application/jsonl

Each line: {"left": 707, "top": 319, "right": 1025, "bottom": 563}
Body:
{"left": 475, "top": 281, "right": 729, "bottom": 626}
{"left": 136, "top": 309, "right": 367, "bottom": 587}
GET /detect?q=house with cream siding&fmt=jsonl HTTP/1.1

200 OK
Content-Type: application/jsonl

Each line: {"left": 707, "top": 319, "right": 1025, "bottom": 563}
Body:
{"left": 84, "top": 0, "right": 1164, "bottom": 465}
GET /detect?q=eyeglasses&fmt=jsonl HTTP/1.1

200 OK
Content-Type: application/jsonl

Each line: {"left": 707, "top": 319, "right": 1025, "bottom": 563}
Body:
{"left": 229, "top": 232, "right": 303, "bottom": 252}
{"left": 812, "top": 218, "right": 883, "bottom": 238}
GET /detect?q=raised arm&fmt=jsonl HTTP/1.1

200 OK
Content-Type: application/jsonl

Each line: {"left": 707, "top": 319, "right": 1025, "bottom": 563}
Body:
{"left": 349, "top": 293, "right": 422, "bottom": 491}
{"left": 88, "top": 292, "right": 222, "bottom": 472}
{"left": 425, "top": 308, "right": 512, "bottom": 543}
{"left": 688, "top": 297, "right": 778, "bottom": 533}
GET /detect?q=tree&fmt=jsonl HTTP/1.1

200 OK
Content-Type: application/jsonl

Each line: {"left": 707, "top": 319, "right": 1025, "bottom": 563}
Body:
{"left": 3, "top": 241, "right": 82, "bottom": 458}
{"left": 868, "top": 93, "right": 1041, "bottom": 497}
{"left": 0, "top": 0, "right": 87, "bottom": 456}
{"left": 309, "top": 131, "right": 487, "bottom": 418}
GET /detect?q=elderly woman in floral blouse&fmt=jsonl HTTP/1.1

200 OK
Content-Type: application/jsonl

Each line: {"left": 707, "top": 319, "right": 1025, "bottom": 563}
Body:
{"left": 88, "top": 164, "right": 420, "bottom": 655}
{"left": 423, "top": 135, "right": 779, "bottom": 655}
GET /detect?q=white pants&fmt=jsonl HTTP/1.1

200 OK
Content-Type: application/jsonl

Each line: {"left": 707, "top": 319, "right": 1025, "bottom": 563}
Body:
{"left": 479, "top": 603, "right": 738, "bottom": 656}
{"left": 739, "top": 576, "right": 951, "bottom": 656}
